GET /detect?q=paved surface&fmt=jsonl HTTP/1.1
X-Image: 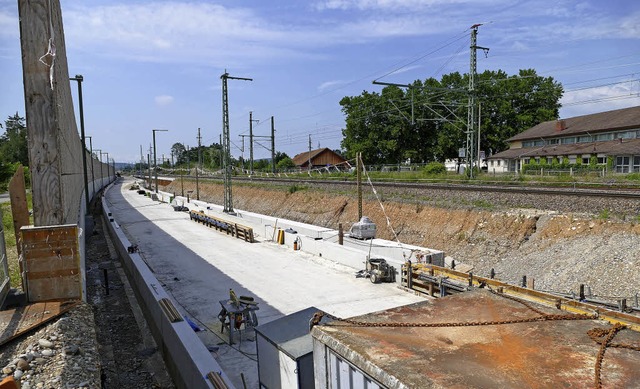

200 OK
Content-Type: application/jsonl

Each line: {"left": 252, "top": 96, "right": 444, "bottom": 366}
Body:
{"left": 0, "top": 193, "right": 9, "bottom": 204}
{"left": 105, "top": 178, "right": 424, "bottom": 388}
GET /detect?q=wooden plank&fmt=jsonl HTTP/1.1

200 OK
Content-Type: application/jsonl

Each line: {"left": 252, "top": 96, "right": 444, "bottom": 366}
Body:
{"left": 26, "top": 268, "right": 79, "bottom": 280}
{"left": 23, "top": 243, "right": 77, "bottom": 254}
{"left": 20, "top": 224, "right": 80, "bottom": 302}
{"left": 23, "top": 257, "right": 78, "bottom": 272}
{"left": 8, "top": 166, "right": 30, "bottom": 256}
{"left": 28, "top": 277, "right": 80, "bottom": 301}
{"left": 21, "top": 225, "right": 77, "bottom": 241}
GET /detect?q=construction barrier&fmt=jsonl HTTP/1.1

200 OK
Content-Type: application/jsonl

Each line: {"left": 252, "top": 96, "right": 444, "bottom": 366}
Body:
{"left": 189, "top": 211, "right": 254, "bottom": 243}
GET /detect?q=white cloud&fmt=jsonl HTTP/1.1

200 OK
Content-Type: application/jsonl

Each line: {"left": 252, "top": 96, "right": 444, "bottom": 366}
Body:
{"left": 315, "top": 0, "right": 470, "bottom": 11}
{"left": 560, "top": 83, "right": 640, "bottom": 117}
{"left": 154, "top": 95, "right": 174, "bottom": 106}
{"left": 318, "top": 80, "right": 345, "bottom": 91}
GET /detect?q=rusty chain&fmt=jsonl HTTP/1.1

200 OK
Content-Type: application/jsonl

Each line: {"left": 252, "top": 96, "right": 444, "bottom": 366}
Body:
{"left": 590, "top": 323, "right": 626, "bottom": 389}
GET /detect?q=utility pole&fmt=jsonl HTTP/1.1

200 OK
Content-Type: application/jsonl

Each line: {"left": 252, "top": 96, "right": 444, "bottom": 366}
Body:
{"left": 152, "top": 129, "right": 168, "bottom": 193}
{"left": 148, "top": 144, "right": 153, "bottom": 189}
{"left": 196, "top": 128, "right": 201, "bottom": 200}
{"left": 271, "top": 116, "right": 276, "bottom": 173}
{"left": 221, "top": 70, "right": 253, "bottom": 213}
{"left": 357, "top": 152, "right": 362, "bottom": 219}
{"left": 139, "top": 145, "right": 144, "bottom": 177}
{"left": 87, "top": 136, "right": 95, "bottom": 198}
{"left": 249, "top": 111, "right": 258, "bottom": 174}
{"left": 94, "top": 149, "right": 103, "bottom": 191}
{"left": 467, "top": 24, "right": 489, "bottom": 178}
{"left": 308, "top": 135, "right": 312, "bottom": 172}
{"left": 70, "top": 75, "right": 90, "bottom": 214}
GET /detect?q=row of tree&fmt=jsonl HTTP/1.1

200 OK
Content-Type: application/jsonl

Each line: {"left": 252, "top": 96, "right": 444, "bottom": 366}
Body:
{"left": 339, "top": 69, "right": 563, "bottom": 165}
{"left": 130, "top": 142, "right": 296, "bottom": 173}
{"left": 0, "top": 113, "right": 28, "bottom": 188}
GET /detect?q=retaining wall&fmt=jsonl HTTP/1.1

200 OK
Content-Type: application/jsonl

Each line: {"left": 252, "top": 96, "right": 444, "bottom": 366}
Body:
{"left": 102, "top": 187, "right": 233, "bottom": 389}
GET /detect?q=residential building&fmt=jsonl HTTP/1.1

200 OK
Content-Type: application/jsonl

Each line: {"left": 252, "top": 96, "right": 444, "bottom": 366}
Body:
{"left": 488, "top": 106, "right": 640, "bottom": 173}
{"left": 291, "top": 148, "right": 347, "bottom": 170}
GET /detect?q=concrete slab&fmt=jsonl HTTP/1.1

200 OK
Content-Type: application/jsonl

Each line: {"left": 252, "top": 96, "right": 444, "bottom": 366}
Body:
{"left": 106, "top": 178, "right": 425, "bottom": 388}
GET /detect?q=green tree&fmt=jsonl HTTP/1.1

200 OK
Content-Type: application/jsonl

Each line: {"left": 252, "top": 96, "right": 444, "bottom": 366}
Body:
{"left": 276, "top": 156, "right": 295, "bottom": 170}
{"left": 0, "top": 113, "right": 28, "bottom": 166}
{"left": 171, "top": 142, "right": 186, "bottom": 165}
{"left": 339, "top": 69, "right": 562, "bottom": 164}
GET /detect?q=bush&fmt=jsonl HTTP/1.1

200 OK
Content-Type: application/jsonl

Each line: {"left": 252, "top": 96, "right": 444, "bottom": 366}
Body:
{"left": 423, "top": 162, "right": 446, "bottom": 175}
{"left": 288, "top": 184, "right": 307, "bottom": 194}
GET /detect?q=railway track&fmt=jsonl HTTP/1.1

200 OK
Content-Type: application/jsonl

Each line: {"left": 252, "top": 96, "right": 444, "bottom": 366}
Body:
{"left": 158, "top": 174, "right": 640, "bottom": 200}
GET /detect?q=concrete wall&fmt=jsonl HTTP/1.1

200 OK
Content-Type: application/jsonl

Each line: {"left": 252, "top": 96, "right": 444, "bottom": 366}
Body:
{"left": 102, "top": 189, "right": 233, "bottom": 389}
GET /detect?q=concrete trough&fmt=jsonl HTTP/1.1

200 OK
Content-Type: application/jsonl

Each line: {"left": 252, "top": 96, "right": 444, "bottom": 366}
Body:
{"left": 102, "top": 191, "right": 233, "bottom": 389}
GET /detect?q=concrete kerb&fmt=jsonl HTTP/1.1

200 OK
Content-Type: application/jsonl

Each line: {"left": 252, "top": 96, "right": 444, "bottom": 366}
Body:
{"left": 171, "top": 196, "right": 445, "bottom": 284}
{"left": 101, "top": 189, "right": 233, "bottom": 389}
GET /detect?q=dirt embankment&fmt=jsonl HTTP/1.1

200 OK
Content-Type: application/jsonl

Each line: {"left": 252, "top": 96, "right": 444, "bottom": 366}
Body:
{"left": 163, "top": 180, "right": 640, "bottom": 301}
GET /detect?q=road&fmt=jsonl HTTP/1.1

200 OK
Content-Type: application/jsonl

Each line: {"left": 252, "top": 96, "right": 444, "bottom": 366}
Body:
{"left": 105, "top": 178, "right": 424, "bottom": 388}
{"left": 0, "top": 193, "right": 8, "bottom": 204}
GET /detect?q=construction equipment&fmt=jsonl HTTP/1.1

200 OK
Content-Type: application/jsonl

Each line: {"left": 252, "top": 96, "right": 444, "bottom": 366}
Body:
{"left": 218, "top": 290, "right": 259, "bottom": 344}
{"left": 364, "top": 258, "right": 396, "bottom": 283}
{"left": 349, "top": 216, "right": 377, "bottom": 240}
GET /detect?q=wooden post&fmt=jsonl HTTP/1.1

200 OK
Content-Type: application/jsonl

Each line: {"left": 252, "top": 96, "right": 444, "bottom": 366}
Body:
{"left": 9, "top": 167, "right": 30, "bottom": 256}
{"left": 579, "top": 284, "right": 585, "bottom": 301}
{"left": 338, "top": 223, "right": 343, "bottom": 245}
{"left": 19, "top": 0, "right": 84, "bottom": 226}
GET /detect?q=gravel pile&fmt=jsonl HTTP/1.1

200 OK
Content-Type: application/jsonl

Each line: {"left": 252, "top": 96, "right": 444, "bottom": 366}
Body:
{"left": 0, "top": 303, "right": 100, "bottom": 388}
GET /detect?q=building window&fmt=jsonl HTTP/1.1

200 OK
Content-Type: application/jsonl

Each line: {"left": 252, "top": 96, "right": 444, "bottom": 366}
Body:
{"left": 497, "top": 160, "right": 501, "bottom": 166}
{"left": 568, "top": 156, "right": 577, "bottom": 164}
{"left": 582, "top": 157, "right": 590, "bottom": 164}
{"left": 578, "top": 135, "right": 592, "bottom": 143}
{"left": 490, "top": 161, "right": 494, "bottom": 167}
{"left": 547, "top": 157, "right": 553, "bottom": 164}
{"left": 523, "top": 141, "right": 534, "bottom": 147}
{"left": 616, "top": 156, "right": 630, "bottom": 173}
{"left": 597, "top": 157, "right": 606, "bottom": 164}
{"left": 634, "top": 156, "right": 640, "bottom": 173}
{"left": 561, "top": 137, "right": 576, "bottom": 145}
{"left": 596, "top": 133, "right": 613, "bottom": 141}
{"left": 548, "top": 139, "right": 559, "bottom": 145}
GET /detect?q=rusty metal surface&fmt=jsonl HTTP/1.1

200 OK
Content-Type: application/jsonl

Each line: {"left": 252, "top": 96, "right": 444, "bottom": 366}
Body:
{"left": 0, "top": 301, "right": 80, "bottom": 347}
{"left": 315, "top": 289, "right": 640, "bottom": 388}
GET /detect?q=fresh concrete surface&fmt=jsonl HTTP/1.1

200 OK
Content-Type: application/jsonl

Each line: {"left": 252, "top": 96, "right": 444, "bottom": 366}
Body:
{"left": 106, "top": 178, "right": 425, "bottom": 388}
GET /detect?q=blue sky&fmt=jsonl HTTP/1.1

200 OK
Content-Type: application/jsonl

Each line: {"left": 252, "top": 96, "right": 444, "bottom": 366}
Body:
{"left": 1, "top": 0, "right": 639, "bottom": 164}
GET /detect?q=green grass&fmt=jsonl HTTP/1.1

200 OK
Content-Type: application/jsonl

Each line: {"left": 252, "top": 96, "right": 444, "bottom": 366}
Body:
{"left": 288, "top": 184, "right": 308, "bottom": 194}
{"left": 1, "top": 203, "right": 21, "bottom": 288}
{"left": 598, "top": 209, "right": 610, "bottom": 220}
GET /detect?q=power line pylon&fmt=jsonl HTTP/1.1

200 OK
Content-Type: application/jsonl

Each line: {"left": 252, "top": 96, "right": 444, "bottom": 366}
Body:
{"left": 467, "top": 23, "right": 489, "bottom": 178}
{"left": 221, "top": 70, "right": 252, "bottom": 213}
